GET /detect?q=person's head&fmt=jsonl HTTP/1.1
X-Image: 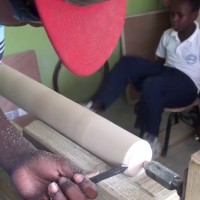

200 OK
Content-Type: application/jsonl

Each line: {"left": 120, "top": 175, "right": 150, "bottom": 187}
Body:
{"left": 169, "top": 0, "right": 200, "bottom": 32}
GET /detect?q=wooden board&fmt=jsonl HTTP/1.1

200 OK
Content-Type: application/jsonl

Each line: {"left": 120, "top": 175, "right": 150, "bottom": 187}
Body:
{"left": 0, "top": 50, "right": 41, "bottom": 117}
{"left": 123, "top": 11, "right": 170, "bottom": 61}
{"left": 23, "top": 120, "right": 179, "bottom": 200}
{"left": 185, "top": 150, "right": 200, "bottom": 200}
{"left": 0, "top": 50, "right": 39, "bottom": 128}
{"left": 159, "top": 121, "right": 194, "bottom": 148}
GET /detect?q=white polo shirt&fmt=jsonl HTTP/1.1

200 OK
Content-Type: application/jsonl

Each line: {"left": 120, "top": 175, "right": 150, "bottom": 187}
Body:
{"left": 0, "top": 25, "right": 5, "bottom": 63}
{"left": 156, "top": 21, "right": 200, "bottom": 92}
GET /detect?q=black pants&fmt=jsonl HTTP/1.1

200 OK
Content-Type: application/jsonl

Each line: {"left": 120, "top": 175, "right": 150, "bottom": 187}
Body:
{"left": 93, "top": 56, "right": 198, "bottom": 137}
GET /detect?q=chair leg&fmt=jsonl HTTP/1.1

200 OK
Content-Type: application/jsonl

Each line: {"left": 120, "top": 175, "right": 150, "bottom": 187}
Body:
{"left": 174, "top": 113, "right": 179, "bottom": 124}
{"left": 193, "top": 105, "right": 200, "bottom": 127}
{"left": 162, "top": 113, "right": 175, "bottom": 157}
{"left": 179, "top": 105, "right": 200, "bottom": 127}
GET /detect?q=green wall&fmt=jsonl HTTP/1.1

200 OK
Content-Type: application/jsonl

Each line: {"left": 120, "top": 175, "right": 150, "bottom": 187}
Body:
{"left": 4, "top": 26, "right": 56, "bottom": 87}
{"left": 4, "top": 26, "right": 104, "bottom": 103}
{"left": 126, "top": 0, "right": 165, "bottom": 16}
{"left": 4, "top": 0, "right": 166, "bottom": 103}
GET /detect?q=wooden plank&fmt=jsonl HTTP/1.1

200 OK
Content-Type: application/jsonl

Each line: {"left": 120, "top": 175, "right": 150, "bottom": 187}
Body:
{"left": 0, "top": 50, "right": 41, "bottom": 120}
{"left": 23, "top": 120, "right": 179, "bottom": 200}
{"left": 185, "top": 150, "right": 200, "bottom": 200}
{"left": 2, "top": 50, "right": 41, "bottom": 82}
{"left": 124, "top": 11, "right": 170, "bottom": 61}
{"left": 159, "top": 121, "right": 194, "bottom": 148}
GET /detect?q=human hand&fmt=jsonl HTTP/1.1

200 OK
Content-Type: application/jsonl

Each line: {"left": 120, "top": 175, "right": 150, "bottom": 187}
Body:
{"left": 11, "top": 150, "right": 98, "bottom": 200}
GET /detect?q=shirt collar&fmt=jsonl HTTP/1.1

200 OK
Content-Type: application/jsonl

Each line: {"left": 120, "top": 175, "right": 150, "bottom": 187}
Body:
{"left": 170, "top": 21, "right": 199, "bottom": 42}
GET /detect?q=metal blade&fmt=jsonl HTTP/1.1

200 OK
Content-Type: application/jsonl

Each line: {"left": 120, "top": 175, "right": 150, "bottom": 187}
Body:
{"left": 90, "top": 165, "right": 128, "bottom": 183}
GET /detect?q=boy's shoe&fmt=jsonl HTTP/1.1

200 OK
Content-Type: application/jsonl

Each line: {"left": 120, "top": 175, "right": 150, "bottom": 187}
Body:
{"left": 83, "top": 101, "right": 98, "bottom": 113}
{"left": 142, "top": 133, "right": 161, "bottom": 160}
{"left": 83, "top": 100, "right": 105, "bottom": 113}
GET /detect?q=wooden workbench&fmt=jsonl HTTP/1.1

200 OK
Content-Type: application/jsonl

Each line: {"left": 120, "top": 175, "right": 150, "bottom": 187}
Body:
{"left": 22, "top": 119, "right": 179, "bottom": 200}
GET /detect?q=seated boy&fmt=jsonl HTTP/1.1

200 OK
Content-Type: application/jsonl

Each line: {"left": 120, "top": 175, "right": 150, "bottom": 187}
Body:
{"left": 85, "top": 0, "right": 200, "bottom": 159}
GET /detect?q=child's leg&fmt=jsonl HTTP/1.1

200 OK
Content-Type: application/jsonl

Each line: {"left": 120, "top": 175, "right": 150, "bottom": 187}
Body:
{"left": 92, "top": 56, "right": 162, "bottom": 110}
{"left": 137, "top": 67, "right": 198, "bottom": 138}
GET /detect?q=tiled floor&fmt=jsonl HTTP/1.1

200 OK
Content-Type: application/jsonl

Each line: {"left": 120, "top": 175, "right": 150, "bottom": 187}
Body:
{"left": 95, "top": 95, "right": 200, "bottom": 178}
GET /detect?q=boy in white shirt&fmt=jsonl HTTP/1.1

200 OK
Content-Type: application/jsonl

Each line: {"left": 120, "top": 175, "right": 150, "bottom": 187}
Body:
{"left": 87, "top": 0, "right": 200, "bottom": 159}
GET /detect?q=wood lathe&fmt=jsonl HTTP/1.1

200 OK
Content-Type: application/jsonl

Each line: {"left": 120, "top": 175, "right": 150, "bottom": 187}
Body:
{"left": 0, "top": 63, "right": 152, "bottom": 177}
{"left": 0, "top": 63, "right": 180, "bottom": 199}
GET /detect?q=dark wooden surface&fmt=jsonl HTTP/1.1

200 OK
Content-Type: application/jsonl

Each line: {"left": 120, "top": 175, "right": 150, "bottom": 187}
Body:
{"left": 124, "top": 11, "right": 170, "bottom": 61}
{"left": 0, "top": 50, "right": 41, "bottom": 113}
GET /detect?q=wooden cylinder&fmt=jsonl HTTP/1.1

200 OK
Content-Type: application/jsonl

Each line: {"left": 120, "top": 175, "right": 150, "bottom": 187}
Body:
{"left": 0, "top": 64, "right": 152, "bottom": 176}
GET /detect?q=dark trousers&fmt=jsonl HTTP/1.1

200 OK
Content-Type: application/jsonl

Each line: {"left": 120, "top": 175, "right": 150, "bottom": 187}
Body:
{"left": 93, "top": 56, "right": 198, "bottom": 137}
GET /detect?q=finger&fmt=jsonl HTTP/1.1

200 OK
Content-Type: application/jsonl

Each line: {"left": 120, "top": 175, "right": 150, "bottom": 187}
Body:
{"left": 74, "top": 174, "right": 98, "bottom": 199}
{"left": 48, "top": 182, "right": 67, "bottom": 200}
{"left": 58, "top": 177, "right": 86, "bottom": 200}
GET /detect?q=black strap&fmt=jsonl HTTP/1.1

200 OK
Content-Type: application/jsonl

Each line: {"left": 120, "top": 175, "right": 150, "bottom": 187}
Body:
{"left": 9, "top": 0, "right": 40, "bottom": 22}
{"left": 9, "top": 0, "right": 108, "bottom": 22}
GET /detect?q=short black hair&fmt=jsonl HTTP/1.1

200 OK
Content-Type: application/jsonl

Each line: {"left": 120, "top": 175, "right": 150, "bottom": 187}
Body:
{"left": 181, "top": 0, "right": 200, "bottom": 12}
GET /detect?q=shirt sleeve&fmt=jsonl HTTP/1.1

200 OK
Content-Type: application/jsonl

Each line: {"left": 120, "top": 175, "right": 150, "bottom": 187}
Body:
{"left": 155, "top": 31, "right": 166, "bottom": 59}
{"left": 0, "top": 26, "right": 5, "bottom": 63}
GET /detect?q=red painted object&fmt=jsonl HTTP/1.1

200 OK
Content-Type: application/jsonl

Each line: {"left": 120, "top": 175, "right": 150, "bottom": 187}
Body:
{"left": 35, "top": 0, "right": 126, "bottom": 76}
